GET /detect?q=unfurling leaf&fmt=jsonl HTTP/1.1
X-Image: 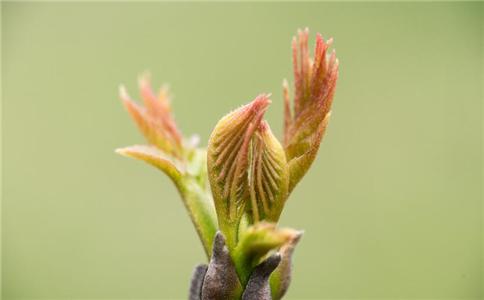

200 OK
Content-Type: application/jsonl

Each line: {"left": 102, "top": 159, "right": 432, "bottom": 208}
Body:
{"left": 286, "top": 112, "right": 331, "bottom": 190}
{"left": 116, "top": 144, "right": 184, "bottom": 185}
{"left": 119, "top": 74, "right": 183, "bottom": 159}
{"left": 117, "top": 75, "right": 218, "bottom": 258}
{"left": 249, "top": 121, "right": 289, "bottom": 223}
{"left": 207, "top": 95, "right": 270, "bottom": 249}
{"left": 117, "top": 28, "right": 340, "bottom": 299}
{"left": 283, "top": 29, "right": 339, "bottom": 193}
{"left": 232, "top": 222, "right": 300, "bottom": 285}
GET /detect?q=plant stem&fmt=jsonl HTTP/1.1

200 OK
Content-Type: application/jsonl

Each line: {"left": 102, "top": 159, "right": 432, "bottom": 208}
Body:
{"left": 177, "top": 177, "right": 218, "bottom": 259}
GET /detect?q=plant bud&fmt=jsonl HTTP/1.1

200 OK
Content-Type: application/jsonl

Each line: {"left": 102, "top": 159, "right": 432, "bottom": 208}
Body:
{"left": 233, "top": 222, "right": 300, "bottom": 285}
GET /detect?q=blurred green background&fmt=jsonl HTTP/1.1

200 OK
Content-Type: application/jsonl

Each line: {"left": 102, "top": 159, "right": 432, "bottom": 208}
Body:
{"left": 2, "top": 2, "right": 482, "bottom": 299}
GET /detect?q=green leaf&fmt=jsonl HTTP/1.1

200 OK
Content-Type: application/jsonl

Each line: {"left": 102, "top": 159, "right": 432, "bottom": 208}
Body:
{"left": 248, "top": 121, "right": 289, "bottom": 223}
{"left": 207, "top": 94, "right": 270, "bottom": 249}
{"left": 232, "top": 222, "right": 299, "bottom": 285}
{"left": 116, "top": 144, "right": 184, "bottom": 184}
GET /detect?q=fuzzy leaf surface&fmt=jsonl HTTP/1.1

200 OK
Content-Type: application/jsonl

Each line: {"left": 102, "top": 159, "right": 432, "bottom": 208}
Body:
{"left": 249, "top": 121, "right": 289, "bottom": 223}
{"left": 207, "top": 95, "right": 270, "bottom": 249}
{"left": 116, "top": 144, "right": 184, "bottom": 184}
{"left": 233, "top": 222, "right": 299, "bottom": 285}
{"left": 283, "top": 29, "right": 339, "bottom": 192}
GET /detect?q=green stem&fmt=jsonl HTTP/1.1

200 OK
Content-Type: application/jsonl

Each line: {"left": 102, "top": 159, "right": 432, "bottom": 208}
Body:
{"left": 176, "top": 177, "right": 218, "bottom": 259}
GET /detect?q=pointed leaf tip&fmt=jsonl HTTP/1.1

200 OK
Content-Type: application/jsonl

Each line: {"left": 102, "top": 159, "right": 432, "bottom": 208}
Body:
{"left": 119, "top": 77, "right": 183, "bottom": 158}
{"left": 284, "top": 29, "right": 339, "bottom": 193}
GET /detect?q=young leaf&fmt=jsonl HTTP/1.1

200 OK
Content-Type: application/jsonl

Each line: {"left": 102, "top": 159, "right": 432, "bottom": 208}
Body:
{"left": 119, "top": 74, "right": 183, "bottom": 158}
{"left": 116, "top": 144, "right": 184, "bottom": 185}
{"left": 283, "top": 29, "right": 339, "bottom": 193}
{"left": 286, "top": 112, "right": 331, "bottom": 190}
{"left": 117, "top": 76, "right": 218, "bottom": 258}
{"left": 207, "top": 95, "right": 270, "bottom": 249}
{"left": 249, "top": 121, "right": 289, "bottom": 223}
{"left": 232, "top": 222, "right": 299, "bottom": 285}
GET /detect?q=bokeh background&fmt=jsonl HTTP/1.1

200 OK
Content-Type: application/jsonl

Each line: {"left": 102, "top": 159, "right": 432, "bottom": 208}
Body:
{"left": 2, "top": 2, "right": 482, "bottom": 299}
